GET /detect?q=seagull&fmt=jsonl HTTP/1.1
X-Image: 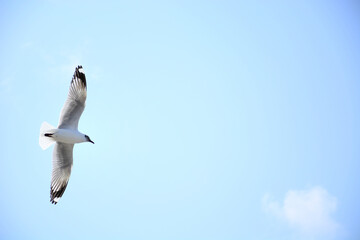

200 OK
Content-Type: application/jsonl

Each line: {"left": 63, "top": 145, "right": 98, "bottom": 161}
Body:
{"left": 39, "top": 65, "right": 94, "bottom": 205}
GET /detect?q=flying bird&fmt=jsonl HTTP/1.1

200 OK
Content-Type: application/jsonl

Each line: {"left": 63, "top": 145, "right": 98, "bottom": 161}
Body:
{"left": 39, "top": 65, "right": 94, "bottom": 204}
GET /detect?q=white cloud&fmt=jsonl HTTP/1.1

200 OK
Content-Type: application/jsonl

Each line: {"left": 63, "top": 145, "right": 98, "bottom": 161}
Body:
{"left": 263, "top": 186, "right": 340, "bottom": 238}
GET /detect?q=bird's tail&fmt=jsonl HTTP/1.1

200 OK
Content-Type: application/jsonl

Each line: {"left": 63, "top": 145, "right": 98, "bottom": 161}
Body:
{"left": 39, "top": 121, "right": 56, "bottom": 150}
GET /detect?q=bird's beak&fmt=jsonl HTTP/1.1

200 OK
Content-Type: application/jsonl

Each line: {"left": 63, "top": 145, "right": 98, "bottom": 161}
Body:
{"left": 89, "top": 139, "right": 95, "bottom": 144}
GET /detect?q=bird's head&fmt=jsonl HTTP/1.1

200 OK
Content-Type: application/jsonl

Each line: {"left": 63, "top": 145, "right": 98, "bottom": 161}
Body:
{"left": 84, "top": 135, "right": 95, "bottom": 144}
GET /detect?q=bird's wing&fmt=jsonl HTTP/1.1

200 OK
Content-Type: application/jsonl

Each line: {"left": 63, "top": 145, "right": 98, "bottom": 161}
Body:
{"left": 50, "top": 143, "right": 74, "bottom": 204}
{"left": 58, "top": 65, "right": 87, "bottom": 130}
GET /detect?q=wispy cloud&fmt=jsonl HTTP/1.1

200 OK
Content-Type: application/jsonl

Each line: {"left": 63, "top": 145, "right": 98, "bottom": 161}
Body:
{"left": 19, "top": 41, "right": 34, "bottom": 49}
{"left": 0, "top": 78, "right": 11, "bottom": 93}
{"left": 58, "top": 53, "right": 84, "bottom": 73}
{"left": 263, "top": 186, "right": 340, "bottom": 238}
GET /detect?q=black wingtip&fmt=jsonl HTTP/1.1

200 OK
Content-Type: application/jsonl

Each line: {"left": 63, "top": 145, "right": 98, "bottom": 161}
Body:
{"left": 73, "top": 65, "right": 87, "bottom": 88}
{"left": 50, "top": 184, "right": 68, "bottom": 205}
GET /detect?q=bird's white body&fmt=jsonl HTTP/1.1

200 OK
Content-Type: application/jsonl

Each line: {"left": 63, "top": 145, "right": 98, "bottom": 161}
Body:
{"left": 52, "top": 129, "right": 87, "bottom": 144}
{"left": 39, "top": 122, "right": 87, "bottom": 150}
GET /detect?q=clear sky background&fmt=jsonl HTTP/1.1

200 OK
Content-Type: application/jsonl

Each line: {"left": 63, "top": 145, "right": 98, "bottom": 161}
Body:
{"left": 0, "top": 1, "right": 359, "bottom": 240}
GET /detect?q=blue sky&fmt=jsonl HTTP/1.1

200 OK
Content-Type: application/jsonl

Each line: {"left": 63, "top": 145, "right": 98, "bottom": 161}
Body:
{"left": 1, "top": 1, "right": 359, "bottom": 239}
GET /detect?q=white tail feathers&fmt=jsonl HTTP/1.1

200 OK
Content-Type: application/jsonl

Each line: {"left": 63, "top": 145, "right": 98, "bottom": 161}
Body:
{"left": 39, "top": 122, "right": 56, "bottom": 150}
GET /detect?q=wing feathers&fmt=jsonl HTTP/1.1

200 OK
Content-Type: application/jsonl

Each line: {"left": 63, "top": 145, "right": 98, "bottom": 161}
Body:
{"left": 58, "top": 66, "right": 87, "bottom": 130}
{"left": 50, "top": 143, "right": 74, "bottom": 204}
